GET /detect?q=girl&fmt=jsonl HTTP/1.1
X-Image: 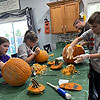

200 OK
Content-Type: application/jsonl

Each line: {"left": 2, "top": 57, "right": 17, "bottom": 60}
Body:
{"left": 0, "top": 37, "right": 10, "bottom": 78}
{"left": 18, "top": 30, "right": 40, "bottom": 64}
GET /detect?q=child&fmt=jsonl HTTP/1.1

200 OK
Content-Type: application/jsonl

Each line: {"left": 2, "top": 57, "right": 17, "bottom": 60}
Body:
{"left": 18, "top": 30, "right": 40, "bottom": 64}
{"left": 0, "top": 37, "right": 10, "bottom": 78}
{"left": 67, "top": 12, "right": 100, "bottom": 100}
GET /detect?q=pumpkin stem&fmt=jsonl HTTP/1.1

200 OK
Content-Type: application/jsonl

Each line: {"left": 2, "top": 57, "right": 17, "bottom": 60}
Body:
{"left": 31, "top": 78, "right": 40, "bottom": 88}
{"left": 55, "top": 59, "right": 59, "bottom": 65}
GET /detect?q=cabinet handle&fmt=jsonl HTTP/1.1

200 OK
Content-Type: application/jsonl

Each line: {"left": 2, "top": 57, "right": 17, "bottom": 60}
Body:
{"left": 62, "top": 25, "right": 63, "bottom": 32}
{"left": 65, "top": 25, "right": 67, "bottom": 32}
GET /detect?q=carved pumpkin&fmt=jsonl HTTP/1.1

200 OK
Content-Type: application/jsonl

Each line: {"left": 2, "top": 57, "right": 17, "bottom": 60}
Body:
{"left": 28, "top": 84, "right": 45, "bottom": 94}
{"left": 34, "top": 50, "right": 49, "bottom": 63}
{"left": 50, "top": 62, "right": 63, "bottom": 70}
{"left": 47, "top": 61, "right": 55, "bottom": 65}
{"left": 63, "top": 44, "right": 85, "bottom": 64}
{"left": 28, "top": 78, "right": 45, "bottom": 94}
{"left": 1, "top": 58, "right": 31, "bottom": 86}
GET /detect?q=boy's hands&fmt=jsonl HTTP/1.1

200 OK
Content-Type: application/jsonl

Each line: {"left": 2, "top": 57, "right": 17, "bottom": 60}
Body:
{"left": 34, "top": 47, "right": 40, "bottom": 55}
{"left": 73, "top": 54, "right": 90, "bottom": 64}
{"left": 67, "top": 46, "right": 73, "bottom": 59}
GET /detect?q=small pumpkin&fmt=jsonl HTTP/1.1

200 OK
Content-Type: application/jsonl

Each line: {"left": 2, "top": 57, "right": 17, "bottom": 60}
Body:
{"left": 63, "top": 44, "right": 85, "bottom": 63}
{"left": 1, "top": 58, "right": 31, "bottom": 86}
{"left": 34, "top": 50, "right": 49, "bottom": 63}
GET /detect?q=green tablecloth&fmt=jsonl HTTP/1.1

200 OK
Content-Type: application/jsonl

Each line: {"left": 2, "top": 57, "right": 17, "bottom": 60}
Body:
{"left": 0, "top": 48, "right": 89, "bottom": 100}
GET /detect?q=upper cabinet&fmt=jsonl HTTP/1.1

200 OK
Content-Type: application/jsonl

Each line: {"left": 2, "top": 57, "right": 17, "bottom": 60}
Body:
{"left": 47, "top": 0, "right": 79, "bottom": 34}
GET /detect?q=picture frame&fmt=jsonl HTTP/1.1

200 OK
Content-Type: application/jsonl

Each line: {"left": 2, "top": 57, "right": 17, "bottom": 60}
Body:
{"left": 0, "top": 0, "right": 21, "bottom": 14}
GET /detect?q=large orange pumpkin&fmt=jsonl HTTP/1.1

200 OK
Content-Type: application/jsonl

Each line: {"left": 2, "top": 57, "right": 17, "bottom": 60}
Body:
{"left": 34, "top": 50, "right": 49, "bottom": 63}
{"left": 63, "top": 44, "right": 85, "bottom": 64}
{"left": 1, "top": 58, "right": 31, "bottom": 86}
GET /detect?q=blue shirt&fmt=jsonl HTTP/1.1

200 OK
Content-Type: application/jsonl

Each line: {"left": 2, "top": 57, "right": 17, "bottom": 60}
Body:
{"left": 0, "top": 55, "right": 10, "bottom": 78}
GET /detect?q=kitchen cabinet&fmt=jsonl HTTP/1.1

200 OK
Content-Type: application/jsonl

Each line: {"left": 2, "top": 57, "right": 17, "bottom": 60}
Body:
{"left": 47, "top": 0, "right": 79, "bottom": 34}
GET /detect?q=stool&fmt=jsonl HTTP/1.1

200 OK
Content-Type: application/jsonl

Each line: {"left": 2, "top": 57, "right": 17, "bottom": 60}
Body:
{"left": 43, "top": 44, "right": 52, "bottom": 53}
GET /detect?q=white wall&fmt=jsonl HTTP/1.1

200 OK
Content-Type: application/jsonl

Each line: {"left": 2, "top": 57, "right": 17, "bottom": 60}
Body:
{"left": 19, "top": 0, "right": 100, "bottom": 50}
{"left": 20, "top": 0, "right": 56, "bottom": 50}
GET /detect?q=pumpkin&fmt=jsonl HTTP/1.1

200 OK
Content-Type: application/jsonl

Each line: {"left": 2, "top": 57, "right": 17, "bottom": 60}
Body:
{"left": 28, "top": 84, "right": 45, "bottom": 94}
{"left": 60, "top": 83, "right": 83, "bottom": 91}
{"left": 28, "top": 78, "right": 45, "bottom": 94}
{"left": 50, "top": 62, "right": 63, "bottom": 69}
{"left": 63, "top": 44, "right": 85, "bottom": 63}
{"left": 1, "top": 58, "right": 31, "bottom": 86}
{"left": 47, "top": 61, "right": 55, "bottom": 65}
{"left": 34, "top": 50, "right": 49, "bottom": 63}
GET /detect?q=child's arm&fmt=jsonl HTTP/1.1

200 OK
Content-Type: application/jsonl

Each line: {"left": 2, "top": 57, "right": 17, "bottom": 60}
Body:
{"left": 80, "top": 41, "right": 89, "bottom": 46}
{"left": 25, "top": 47, "right": 40, "bottom": 63}
{"left": 0, "top": 61, "right": 5, "bottom": 70}
{"left": 67, "top": 37, "right": 83, "bottom": 59}
{"left": 73, "top": 53, "right": 100, "bottom": 64}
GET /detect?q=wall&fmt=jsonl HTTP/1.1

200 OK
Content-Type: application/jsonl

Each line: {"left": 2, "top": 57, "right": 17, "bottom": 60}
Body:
{"left": 20, "top": 0, "right": 100, "bottom": 51}
{"left": 19, "top": 0, "right": 82, "bottom": 51}
{"left": 20, "top": 0, "right": 56, "bottom": 51}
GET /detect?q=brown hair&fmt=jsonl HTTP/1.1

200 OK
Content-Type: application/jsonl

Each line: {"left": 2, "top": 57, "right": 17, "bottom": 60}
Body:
{"left": 23, "top": 30, "right": 38, "bottom": 43}
{"left": 0, "top": 37, "right": 9, "bottom": 45}
{"left": 73, "top": 18, "right": 84, "bottom": 26}
{"left": 88, "top": 11, "right": 100, "bottom": 25}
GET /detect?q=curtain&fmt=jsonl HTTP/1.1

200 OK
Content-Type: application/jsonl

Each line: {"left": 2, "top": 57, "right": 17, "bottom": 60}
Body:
{"left": 26, "top": 7, "right": 36, "bottom": 32}
{"left": 0, "top": 7, "right": 36, "bottom": 31}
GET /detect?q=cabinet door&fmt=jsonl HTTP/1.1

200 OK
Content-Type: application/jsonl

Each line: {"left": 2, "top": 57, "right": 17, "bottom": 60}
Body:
{"left": 64, "top": 2, "right": 79, "bottom": 33}
{"left": 50, "top": 5, "right": 64, "bottom": 34}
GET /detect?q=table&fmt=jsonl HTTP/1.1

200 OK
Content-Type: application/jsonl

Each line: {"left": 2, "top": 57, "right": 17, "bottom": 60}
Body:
{"left": 0, "top": 48, "right": 89, "bottom": 100}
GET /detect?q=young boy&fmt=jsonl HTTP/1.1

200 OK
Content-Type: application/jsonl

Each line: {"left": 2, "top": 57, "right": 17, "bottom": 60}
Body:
{"left": 67, "top": 12, "right": 100, "bottom": 100}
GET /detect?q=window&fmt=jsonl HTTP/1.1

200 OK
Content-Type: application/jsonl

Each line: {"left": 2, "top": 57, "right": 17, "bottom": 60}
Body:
{"left": 0, "top": 20, "right": 28, "bottom": 55}
{"left": 87, "top": 2, "right": 100, "bottom": 19}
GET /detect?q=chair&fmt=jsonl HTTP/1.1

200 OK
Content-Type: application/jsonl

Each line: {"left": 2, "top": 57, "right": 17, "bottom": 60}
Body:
{"left": 11, "top": 53, "right": 18, "bottom": 58}
{"left": 43, "top": 44, "right": 52, "bottom": 53}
